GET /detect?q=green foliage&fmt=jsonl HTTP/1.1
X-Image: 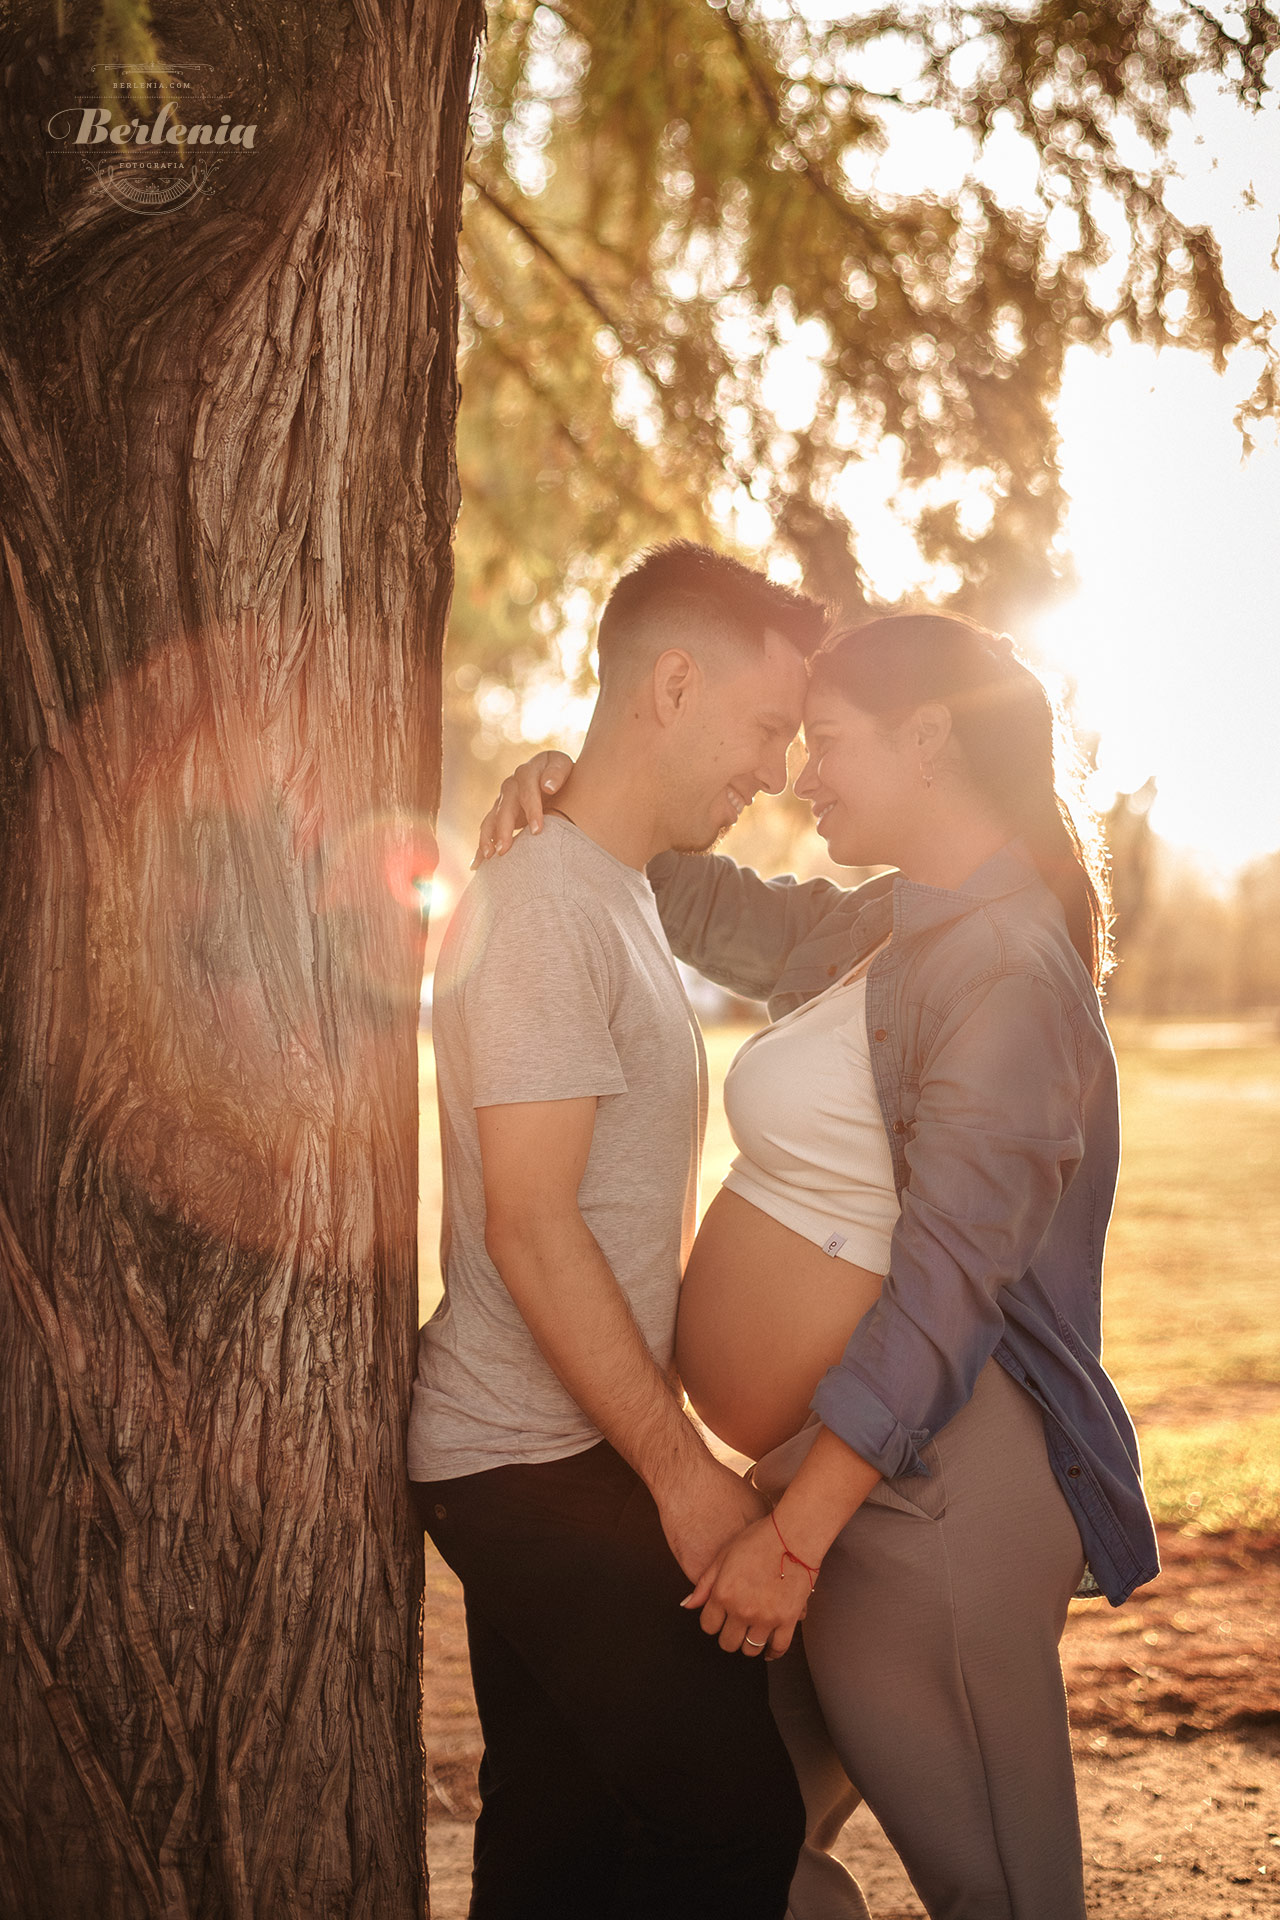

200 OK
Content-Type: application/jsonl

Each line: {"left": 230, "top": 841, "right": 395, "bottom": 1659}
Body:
{"left": 454, "top": 0, "right": 1279, "bottom": 722}
{"left": 86, "top": 0, "right": 172, "bottom": 119}
{"left": 69, "top": 1, "right": 1280, "bottom": 768}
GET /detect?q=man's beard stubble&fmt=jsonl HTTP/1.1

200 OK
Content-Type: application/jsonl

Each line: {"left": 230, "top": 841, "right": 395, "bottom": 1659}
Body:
{"left": 668, "top": 830, "right": 729, "bottom": 857}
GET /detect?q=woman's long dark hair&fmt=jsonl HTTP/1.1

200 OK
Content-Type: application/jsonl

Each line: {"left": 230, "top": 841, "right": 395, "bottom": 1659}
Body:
{"left": 809, "top": 613, "right": 1113, "bottom": 985}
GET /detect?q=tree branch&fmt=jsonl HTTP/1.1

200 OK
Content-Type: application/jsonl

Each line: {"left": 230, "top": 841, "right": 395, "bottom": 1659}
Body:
{"left": 718, "top": 9, "right": 880, "bottom": 251}
{"left": 467, "top": 171, "right": 666, "bottom": 392}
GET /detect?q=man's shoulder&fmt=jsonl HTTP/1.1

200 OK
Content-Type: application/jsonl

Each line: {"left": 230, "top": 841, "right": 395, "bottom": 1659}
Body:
{"left": 438, "top": 828, "right": 618, "bottom": 979}
{"left": 467, "top": 825, "right": 571, "bottom": 905}
{"left": 457, "top": 825, "right": 612, "bottom": 926}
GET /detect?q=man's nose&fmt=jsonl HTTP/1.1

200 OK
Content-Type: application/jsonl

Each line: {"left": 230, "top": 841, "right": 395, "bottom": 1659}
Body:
{"left": 756, "top": 739, "right": 795, "bottom": 798}
{"left": 759, "top": 729, "right": 809, "bottom": 798}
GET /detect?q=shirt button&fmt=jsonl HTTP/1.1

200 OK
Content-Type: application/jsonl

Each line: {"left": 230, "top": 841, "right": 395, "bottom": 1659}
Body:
{"left": 826, "top": 963, "right": 838, "bottom": 976}
{"left": 434, "top": 1504, "right": 447, "bottom": 1520}
{"left": 874, "top": 1028, "right": 887, "bottom": 1041}
{"left": 892, "top": 1120, "right": 905, "bottom": 1135}
{"left": 1066, "top": 1466, "right": 1081, "bottom": 1479}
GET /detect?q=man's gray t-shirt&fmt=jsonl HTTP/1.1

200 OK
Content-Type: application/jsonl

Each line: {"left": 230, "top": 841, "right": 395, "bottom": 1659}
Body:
{"left": 408, "top": 816, "right": 708, "bottom": 1480}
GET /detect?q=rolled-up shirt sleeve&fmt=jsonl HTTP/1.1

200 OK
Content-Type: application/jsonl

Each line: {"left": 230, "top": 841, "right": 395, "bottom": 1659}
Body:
{"left": 812, "top": 969, "right": 1086, "bottom": 1477}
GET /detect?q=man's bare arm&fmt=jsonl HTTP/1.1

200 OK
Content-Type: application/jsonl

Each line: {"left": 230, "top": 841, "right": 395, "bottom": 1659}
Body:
{"left": 478, "top": 1095, "right": 763, "bottom": 1580}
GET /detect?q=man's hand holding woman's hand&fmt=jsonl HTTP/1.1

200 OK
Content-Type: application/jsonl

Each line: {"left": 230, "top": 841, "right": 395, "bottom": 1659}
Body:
{"left": 685, "top": 1426, "right": 876, "bottom": 1661}
{"left": 657, "top": 1457, "right": 767, "bottom": 1603}
{"left": 681, "top": 1512, "right": 813, "bottom": 1662}
{"left": 473, "top": 750, "right": 574, "bottom": 868}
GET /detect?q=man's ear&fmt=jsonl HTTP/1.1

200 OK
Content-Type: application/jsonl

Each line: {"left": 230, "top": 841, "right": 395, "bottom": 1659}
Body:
{"left": 651, "top": 648, "right": 699, "bottom": 727}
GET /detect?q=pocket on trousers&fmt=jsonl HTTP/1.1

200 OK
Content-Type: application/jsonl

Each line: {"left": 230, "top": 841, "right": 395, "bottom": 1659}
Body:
{"left": 863, "top": 1438, "right": 948, "bottom": 1520}
{"left": 753, "top": 1419, "right": 948, "bottom": 1520}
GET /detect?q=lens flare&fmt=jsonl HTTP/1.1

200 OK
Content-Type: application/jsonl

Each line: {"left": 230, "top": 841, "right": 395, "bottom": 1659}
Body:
{"left": 380, "top": 827, "right": 442, "bottom": 917}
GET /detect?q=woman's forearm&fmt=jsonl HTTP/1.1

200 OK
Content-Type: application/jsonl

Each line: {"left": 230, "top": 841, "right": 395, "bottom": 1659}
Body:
{"left": 686, "top": 1424, "right": 882, "bottom": 1658}
{"left": 770, "top": 1425, "right": 882, "bottom": 1567}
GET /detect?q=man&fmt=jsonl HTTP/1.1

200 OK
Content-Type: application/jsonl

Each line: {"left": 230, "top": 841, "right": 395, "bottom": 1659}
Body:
{"left": 408, "top": 543, "right": 826, "bottom": 1918}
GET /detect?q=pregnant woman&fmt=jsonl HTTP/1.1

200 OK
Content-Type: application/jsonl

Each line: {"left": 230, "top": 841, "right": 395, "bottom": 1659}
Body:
{"left": 480, "top": 611, "right": 1158, "bottom": 1920}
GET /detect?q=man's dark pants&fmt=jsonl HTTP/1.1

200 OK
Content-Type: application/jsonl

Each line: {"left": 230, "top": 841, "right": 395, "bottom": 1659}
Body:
{"left": 413, "top": 1441, "right": 805, "bottom": 1920}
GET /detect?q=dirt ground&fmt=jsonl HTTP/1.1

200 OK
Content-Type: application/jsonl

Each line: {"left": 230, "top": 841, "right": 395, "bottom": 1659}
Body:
{"left": 422, "top": 1525, "right": 1280, "bottom": 1918}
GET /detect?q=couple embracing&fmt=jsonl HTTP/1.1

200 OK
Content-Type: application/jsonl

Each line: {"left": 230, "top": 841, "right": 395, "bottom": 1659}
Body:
{"left": 407, "top": 543, "right": 1158, "bottom": 1920}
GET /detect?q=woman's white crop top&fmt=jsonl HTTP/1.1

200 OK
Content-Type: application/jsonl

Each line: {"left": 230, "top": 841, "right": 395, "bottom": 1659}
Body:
{"left": 721, "top": 974, "right": 900, "bottom": 1271}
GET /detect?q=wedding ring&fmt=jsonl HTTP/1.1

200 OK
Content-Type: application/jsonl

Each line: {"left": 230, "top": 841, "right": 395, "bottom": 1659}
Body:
{"left": 744, "top": 1634, "right": 767, "bottom": 1648}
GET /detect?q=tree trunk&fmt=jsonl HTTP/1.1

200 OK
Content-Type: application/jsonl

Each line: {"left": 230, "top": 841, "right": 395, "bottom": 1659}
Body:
{"left": 0, "top": 2, "right": 482, "bottom": 1913}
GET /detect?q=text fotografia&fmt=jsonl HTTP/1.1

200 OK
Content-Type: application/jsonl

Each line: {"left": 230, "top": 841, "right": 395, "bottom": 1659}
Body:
{"left": 52, "top": 103, "right": 257, "bottom": 150}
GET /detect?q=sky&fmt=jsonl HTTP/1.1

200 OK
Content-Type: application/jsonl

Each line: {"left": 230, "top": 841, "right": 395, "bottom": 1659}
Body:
{"left": 1027, "top": 72, "right": 1280, "bottom": 875}
{"left": 1029, "top": 339, "right": 1279, "bottom": 873}
{"left": 852, "top": 75, "right": 1280, "bottom": 876}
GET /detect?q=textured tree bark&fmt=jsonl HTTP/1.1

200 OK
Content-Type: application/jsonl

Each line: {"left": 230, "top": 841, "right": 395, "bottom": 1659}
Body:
{"left": 0, "top": 1, "right": 483, "bottom": 1913}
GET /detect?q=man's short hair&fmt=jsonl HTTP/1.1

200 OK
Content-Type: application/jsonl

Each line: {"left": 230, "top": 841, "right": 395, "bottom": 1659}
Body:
{"left": 595, "top": 542, "right": 829, "bottom": 692}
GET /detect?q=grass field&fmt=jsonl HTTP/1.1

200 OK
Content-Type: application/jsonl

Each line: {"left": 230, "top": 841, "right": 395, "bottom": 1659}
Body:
{"left": 417, "top": 1019, "right": 1280, "bottom": 1534}
{"left": 1099, "top": 1025, "right": 1280, "bottom": 1532}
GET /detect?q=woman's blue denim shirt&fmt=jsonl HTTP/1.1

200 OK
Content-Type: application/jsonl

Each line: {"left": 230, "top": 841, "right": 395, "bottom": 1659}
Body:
{"left": 648, "top": 839, "right": 1159, "bottom": 1607}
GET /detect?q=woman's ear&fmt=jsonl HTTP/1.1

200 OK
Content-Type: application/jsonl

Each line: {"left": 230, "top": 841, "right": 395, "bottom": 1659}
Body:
{"left": 914, "top": 701, "right": 953, "bottom": 761}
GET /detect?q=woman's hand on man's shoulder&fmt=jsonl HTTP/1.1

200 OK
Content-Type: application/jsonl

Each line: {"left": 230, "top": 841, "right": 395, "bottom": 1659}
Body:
{"left": 473, "top": 750, "right": 575, "bottom": 869}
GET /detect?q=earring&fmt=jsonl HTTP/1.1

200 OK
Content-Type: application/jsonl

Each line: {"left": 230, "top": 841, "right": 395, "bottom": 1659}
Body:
{"left": 921, "top": 762, "right": 934, "bottom": 790}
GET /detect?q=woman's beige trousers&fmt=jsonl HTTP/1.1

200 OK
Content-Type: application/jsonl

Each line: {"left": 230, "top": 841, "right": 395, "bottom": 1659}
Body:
{"left": 756, "top": 1360, "right": 1088, "bottom": 1920}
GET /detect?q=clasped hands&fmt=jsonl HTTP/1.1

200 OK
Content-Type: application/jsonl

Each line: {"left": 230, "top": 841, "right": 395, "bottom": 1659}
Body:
{"left": 662, "top": 1462, "right": 814, "bottom": 1663}
{"left": 682, "top": 1507, "right": 815, "bottom": 1662}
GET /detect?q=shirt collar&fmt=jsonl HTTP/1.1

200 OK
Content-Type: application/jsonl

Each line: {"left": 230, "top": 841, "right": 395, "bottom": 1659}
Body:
{"left": 851, "top": 839, "right": 1041, "bottom": 946}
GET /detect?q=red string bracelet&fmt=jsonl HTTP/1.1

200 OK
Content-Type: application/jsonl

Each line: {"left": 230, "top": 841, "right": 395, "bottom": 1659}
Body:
{"left": 770, "top": 1509, "right": 819, "bottom": 1592}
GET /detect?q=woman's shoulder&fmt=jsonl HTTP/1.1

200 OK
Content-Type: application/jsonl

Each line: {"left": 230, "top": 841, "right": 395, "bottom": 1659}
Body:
{"left": 910, "top": 879, "right": 1097, "bottom": 1016}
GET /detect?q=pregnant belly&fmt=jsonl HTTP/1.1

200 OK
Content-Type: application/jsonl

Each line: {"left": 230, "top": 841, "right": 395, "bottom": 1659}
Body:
{"left": 676, "top": 1187, "right": 886, "bottom": 1460}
